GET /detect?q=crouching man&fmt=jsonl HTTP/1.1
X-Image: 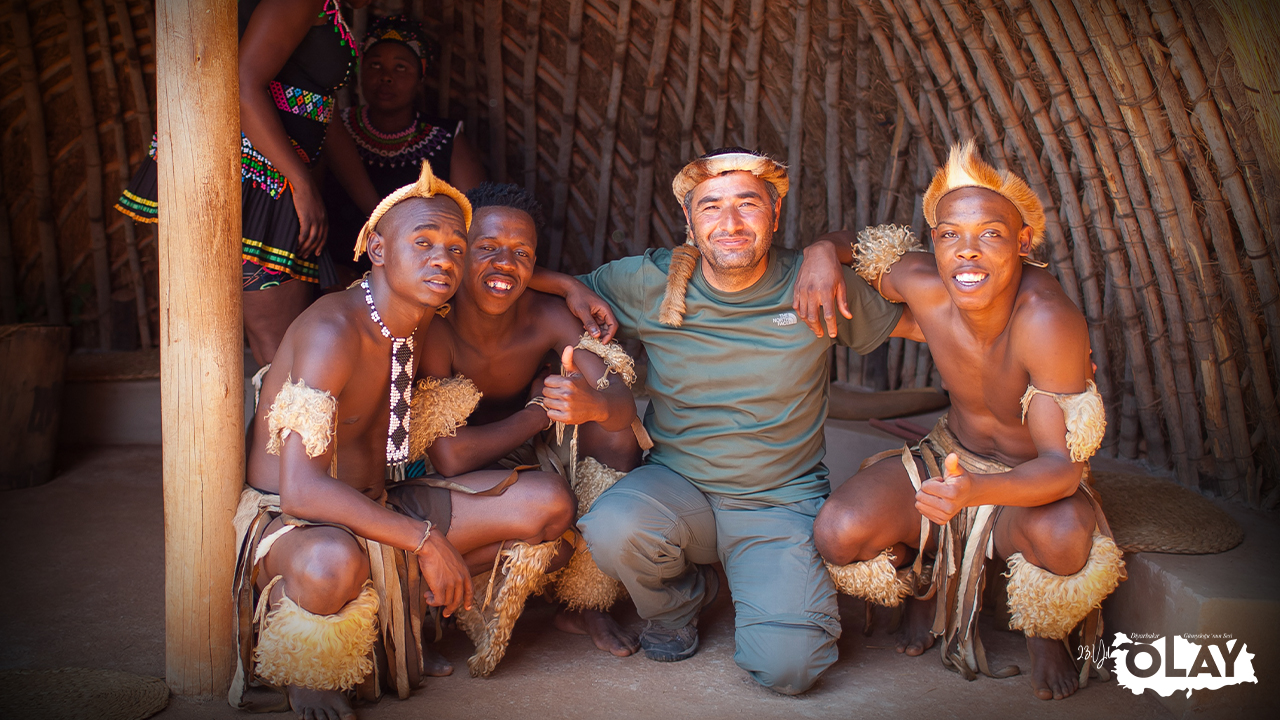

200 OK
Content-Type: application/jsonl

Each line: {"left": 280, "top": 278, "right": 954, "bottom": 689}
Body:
{"left": 571, "top": 148, "right": 911, "bottom": 695}
{"left": 806, "top": 141, "right": 1125, "bottom": 701}
{"left": 232, "top": 162, "right": 575, "bottom": 719}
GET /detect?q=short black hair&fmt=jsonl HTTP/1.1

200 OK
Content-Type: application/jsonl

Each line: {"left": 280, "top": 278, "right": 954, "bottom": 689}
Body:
{"left": 465, "top": 182, "right": 547, "bottom": 238}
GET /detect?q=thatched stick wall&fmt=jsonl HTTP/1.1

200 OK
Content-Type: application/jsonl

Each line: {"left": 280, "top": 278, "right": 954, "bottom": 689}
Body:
{"left": 2, "top": 0, "right": 1278, "bottom": 503}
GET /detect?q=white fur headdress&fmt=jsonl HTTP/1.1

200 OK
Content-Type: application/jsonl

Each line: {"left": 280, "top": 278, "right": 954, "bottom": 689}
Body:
{"left": 922, "top": 140, "right": 1046, "bottom": 250}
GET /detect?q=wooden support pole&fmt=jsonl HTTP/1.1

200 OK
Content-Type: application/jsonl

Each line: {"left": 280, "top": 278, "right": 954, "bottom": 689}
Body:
{"left": 710, "top": 0, "right": 735, "bottom": 149}
{"left": 782, "top": 0, "right": 811, "bottom": 250}
{"left": 589, "top": 0, "right": 634, "bottom": 267}
{"left": 547, "top": 0, "right": 586, "bottom": 271}
{"left": 678, "top": 0, "right": 703, "bottom": 163}
{"left": 483, "top": 0, "right": 507, "bottom": 183}
{"left": 154, "top": 0, "right": 243, "bottom": 696}
{"left": 520, "top": 0, "right": 542, "bottom": 192}
{"left": 10, "top": 2, "right": 65, "bottom": 325}
{"left": 629, "top": 0, "right": 677, "bottom": 256}
{"left": 742, "top": 0, "right": 765, "bottom": 149}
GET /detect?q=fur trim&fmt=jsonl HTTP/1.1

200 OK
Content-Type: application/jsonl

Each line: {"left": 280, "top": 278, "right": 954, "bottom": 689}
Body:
{"left": 659, "top": 243, "right": 701, "bottom": 327}
{"left": 265, "top": 376, "right": 337, "bottom": 458}
{"left": 555, "top": 538, "right": 623, "bottom": 612}
{"left": 923, "top": 140, "right": 1046, "bottom": 250}
{"left": 354, "top": 160, "right": 473, "bottom": 260}
{"left": 456, "top": 540, "right": 560, "bottom": 677}
{"left": 825, "top": 549, "right": 912, "bottom": 607}
{"left": 569, "top": 456, "right": 625, "bottom": 516}
{"left": 408, "top": 375, "right": 482, "bottom": 461}
{"left": 671, "top": 152, "right": 789, "bottom": 203}
{"left": 1005, "top": 532, "right": 1126, "bottom": 640}
{"left": 574, "top": 334, "right": 637, "bottom": 389}
{"left": 1020, "top": 381, "right": 1107, "bottom": 463}
{"left": 852, "top": 224, "right": 923, "bottom": 294}
{"left": 254, "top": 582, "right": 380, "bottom": 691}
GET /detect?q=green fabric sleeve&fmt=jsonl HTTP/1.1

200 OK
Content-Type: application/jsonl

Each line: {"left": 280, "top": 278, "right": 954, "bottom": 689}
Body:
{"left": 836, "top": 265, "right": 903, "bottom": 354}
{"left": 577, "top": 254, "right": 651, "bottom": 340}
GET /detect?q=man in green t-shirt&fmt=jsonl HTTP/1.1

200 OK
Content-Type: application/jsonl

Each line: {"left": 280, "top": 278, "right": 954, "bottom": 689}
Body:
{"left": 575, "top": 148, "right": 908, "bottom": 695}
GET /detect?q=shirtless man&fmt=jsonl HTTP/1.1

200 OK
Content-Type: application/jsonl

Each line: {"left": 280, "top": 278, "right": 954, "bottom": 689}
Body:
{"left": 234, "top": 163, "right": 575, "bottom": 719}
{"left": 803, "top": 142, "right": 1124, "bottom": 701}
{"left": 417, "top": 182, "right": 643, "bottom": 659}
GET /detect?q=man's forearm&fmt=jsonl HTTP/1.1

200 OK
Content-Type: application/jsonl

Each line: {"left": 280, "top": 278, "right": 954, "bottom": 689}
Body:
{"left": 427, "top": 407, "right": 550, "bottom": 476}
{"left": 810, "top": 232, "right": 856, "bottom": 265}
{"left": 279, "top": 466, "right": 427, "bottom": 552}
{"left": 967, "top": 458, "right": 1083, "bottom": 509}
{"left": 528, "top": 266, "right": 582, "bottom": 297}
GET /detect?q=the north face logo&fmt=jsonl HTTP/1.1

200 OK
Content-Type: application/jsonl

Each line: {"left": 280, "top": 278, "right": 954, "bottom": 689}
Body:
{"left": 773, "top": 312, "right": 798, "bottom": 327}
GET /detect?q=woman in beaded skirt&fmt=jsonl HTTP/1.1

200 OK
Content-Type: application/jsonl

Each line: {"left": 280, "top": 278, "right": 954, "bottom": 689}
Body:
{"left": 115, "top": 0, "right": 377, "bottom": 364}
{"left": 322, "top": 14, "right": 486, "bottom": 285}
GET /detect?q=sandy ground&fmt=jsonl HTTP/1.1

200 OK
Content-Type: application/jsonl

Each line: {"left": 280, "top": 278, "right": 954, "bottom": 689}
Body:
{"left": 0, "top": 446, "right": 1176, "bottom": 720}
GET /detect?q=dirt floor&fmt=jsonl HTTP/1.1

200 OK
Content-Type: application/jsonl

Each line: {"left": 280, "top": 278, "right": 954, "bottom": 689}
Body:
{"left": 0, "top": 446, "right": 1178, "bottom": 720}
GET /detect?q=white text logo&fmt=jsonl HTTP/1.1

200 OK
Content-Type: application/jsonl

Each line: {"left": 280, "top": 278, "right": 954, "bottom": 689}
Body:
{"left": 1111, "top": 633, "right": 1256, "bottom": 698}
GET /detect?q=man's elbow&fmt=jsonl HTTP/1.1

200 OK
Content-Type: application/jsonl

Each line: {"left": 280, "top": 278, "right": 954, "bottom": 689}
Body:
{"left": 427, "top": 448, "right": 466, "bottom": 478}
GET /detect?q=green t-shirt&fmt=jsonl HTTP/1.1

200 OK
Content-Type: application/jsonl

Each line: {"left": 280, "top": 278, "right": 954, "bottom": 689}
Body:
{"left": 581, "top": 247, "right": 903, "bottom": 504}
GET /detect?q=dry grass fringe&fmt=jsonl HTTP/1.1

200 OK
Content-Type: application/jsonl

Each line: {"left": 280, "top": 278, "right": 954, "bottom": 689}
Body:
{"left": 852, "top": 224, "right": 923, "bottom": 292}
{"left": 456, "top": 540, "right": 560, "bottom": 677}
{"left": 659, "top": 243, "right": 701, "bottom": 327}
{"left": 409, "top": 375, "right": 482, "bottom": 461}
{"left": 826, "top": 548, "right": 912, "bottom": 607}
{"left": 1005, "top": 532, "right": 1126, "bottom": 640}
{"left": 265, "top": 376, "right": 337, "bottom": 458}
{"left": 922, "top": 140, "right": 1046, "bottom": 250}
{"left": 254, "top": 581, "right": 379, "bottom": 691}
{"left": 1020, "top": 381, "right": 1107, "bottom": 463}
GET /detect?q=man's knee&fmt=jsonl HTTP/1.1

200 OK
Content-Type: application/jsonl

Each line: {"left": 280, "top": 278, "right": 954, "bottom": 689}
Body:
{"left": 734, "top": 621, "right": 838, "bottom": 696}
{"left": 514, "top": 471, "right": 576, "bottom": 542}
{"left": 813, "top": 499, "right": 878, "bottom": 565}
{"left": 1020, "top": 497, "right": 1095, "bottom": 575}
{"left": 283, "top": 531, "right": 369, "bottom": 615}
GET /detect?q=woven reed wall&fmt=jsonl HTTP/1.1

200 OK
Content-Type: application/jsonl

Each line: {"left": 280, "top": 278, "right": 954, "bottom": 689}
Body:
{"left": 2, "top": 0, "right": 1278, "bottom": 502}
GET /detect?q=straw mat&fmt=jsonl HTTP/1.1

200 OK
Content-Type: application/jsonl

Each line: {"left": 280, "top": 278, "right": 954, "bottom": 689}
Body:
{"left": 0, "top": 668, "right": 168, "bottom": 720}
{"left": 1092, "top": 471, "right": 1244, "bottom": 554}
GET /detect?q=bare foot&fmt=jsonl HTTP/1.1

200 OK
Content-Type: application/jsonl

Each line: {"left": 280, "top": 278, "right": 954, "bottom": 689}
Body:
{"left": 554, "top": 607, "right": 640, "bottom": 657}
{"left": 421, "top": 642, "right": 454, "bottom": 677}
{"left": 287, "top": 685, "right": 355, "bottom": 720}
{"left": 894, "top": 595, "right": 937, "bottom": 657}
{"left": 1026, "top": 636, "right": 1080, "bottom": 700}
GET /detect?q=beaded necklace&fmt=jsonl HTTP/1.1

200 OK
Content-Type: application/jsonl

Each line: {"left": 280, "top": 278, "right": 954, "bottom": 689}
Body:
{"left": 322, "top": 0, "right": 359, "bottom": 88}
{"left": 362, "top": 277, "right": 415, "bottom": 465}
{"left": 359, "top": 106, "right": 417, "bottom": 142}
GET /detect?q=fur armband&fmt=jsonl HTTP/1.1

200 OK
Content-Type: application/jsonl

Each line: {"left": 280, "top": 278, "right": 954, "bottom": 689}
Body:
{"left": 1005, "top": 532, "right": 1125, "bottom": 640}
{"left": 408, "top": 375, "right": 482, "bottom": 461}
{"left": 573, "top": 334, "right": 637, "bottom": 389}
{"left": 825, "top": 548, "right": 912, "bottom": 607}
{"left": 265, "top": 377, "right": 338, "bottom": 458}
{"left": 852, "top": 224, "right": 923, "bottom": 298}
{"left": 254, "top": 581, "right": 379, "bottom": 691}
{"left": 1019, "top": 380, "right": 1107, "bottom": 463}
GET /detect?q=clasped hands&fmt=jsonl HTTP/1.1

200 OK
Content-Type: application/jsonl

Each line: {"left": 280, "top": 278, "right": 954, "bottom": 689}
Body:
{"left": 914, "top": 453, "right": 975, "bottom": 525}
{"left": 540, "top": 347, "right": 608, "bottom": 426}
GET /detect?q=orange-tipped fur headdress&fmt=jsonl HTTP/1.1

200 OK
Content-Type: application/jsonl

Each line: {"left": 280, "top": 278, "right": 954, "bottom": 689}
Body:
{"left": 922, "top": 140, "right": 1046, "bottom": 250}
{"left": 660, "top": 148, "right": 789, "bottom": 326}
{"left": 354, "top": 159, "right": 473, "bottom": 260}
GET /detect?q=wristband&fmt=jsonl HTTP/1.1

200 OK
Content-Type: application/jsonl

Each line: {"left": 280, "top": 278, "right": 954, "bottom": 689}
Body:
{"left": 413, "top": 520, "right": 434, "bottom": 555}
{"left": 526, "top": 396, "right": 554, "bottom": 430}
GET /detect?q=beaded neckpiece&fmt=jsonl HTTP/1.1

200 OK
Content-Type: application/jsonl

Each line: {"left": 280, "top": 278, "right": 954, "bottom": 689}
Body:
{"left": 362, "top": 277, "right": 415, "bottom": 465}
{"left": 343, "top": 108, "right": 452, "bottom": 168}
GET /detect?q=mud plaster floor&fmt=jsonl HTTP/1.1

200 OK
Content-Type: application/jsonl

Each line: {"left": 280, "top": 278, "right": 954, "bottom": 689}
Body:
{"left": 1, "top": 446, "right": 1176, "bottom": 720}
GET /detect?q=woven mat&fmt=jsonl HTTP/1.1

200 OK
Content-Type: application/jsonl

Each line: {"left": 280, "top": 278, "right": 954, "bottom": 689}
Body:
{"left": 1093, "top": 471, "right": 1244, "bottom": 554}
{"left": 0, "top": 668, "right": 168, "bottom": 720}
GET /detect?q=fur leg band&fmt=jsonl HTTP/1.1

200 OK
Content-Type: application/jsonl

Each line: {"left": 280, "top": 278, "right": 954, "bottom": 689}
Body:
{"left": 1005, "top": 532, "right": 1125, "bottom": 640}
{"left": 825, "top": 549, "right": 912, "bottom": 607}
{"left": 253, "top": 581, "right": 380, "bottom": 691}
{"left": 552, "top": 457, "right": 627, "bottom": 611}
{"left": 408, "top": 375, "right": 482, "bottom": 461}
{"left": 265, "top": 377, "right": 337, "bottom": 458}
{"left": 456, "top": 540, "right": 561, "bottom": 677}
{"left": 1020, "top": 381, "right": 1107, "bottom": 463}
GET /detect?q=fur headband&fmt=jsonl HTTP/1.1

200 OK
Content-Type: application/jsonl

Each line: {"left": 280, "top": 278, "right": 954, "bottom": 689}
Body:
{"left": 354, "top": 159, "right": 472, "bottom": 260}
{"left": 922, "top": 140, "right": 1045, "bottom": 250}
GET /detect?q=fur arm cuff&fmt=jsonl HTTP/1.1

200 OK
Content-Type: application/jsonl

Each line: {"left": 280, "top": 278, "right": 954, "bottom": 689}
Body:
{"left": 826, "top": 549, "right": 912, "bottom": 607}
{"left": 852, "top": 224, "right": 923, "bottom": 299}
{"left": 1005, "top": 532, "right": 1125, "bottom": 640}
{"left": 254, "top": 581, "right": 379, "bottom": 691}
{"left": 1020, "top": 380, "right": 1107, "bottom": 463}
{"left": 574, "top": 334, "right": 637, "bottom": 389}
{"left": 408, "top": 375, "right": 483, "bottom": 461}
{"left": 265, "top": 377, "right": 337, "bottom": 458}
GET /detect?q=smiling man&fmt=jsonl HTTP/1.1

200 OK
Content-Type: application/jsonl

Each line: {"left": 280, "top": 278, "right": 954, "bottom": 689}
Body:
{"left": 806, "top": 141, "right": 1125, "bottom": 701}
{"left": 234, "top": 164, "right": 574, "bottom": 719}
{"left": 572, "top": 148, "right": 910, "bottom": 695}
{"left": 415, "top": 182, "right": 644, "bottom": 665}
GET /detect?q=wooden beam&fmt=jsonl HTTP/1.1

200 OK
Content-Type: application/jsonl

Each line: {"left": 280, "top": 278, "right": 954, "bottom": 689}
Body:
{"left": 589, "top": 0, "right": 634, "bottom": 267}
{"left": 154, "top": 0, "right": 242, "bottom": 696}
{"left": 629, "top": 0, "right": 677, "bottom": 256}
{"left": 547, "top": 0, "right": 585, "bottom": 270}
{"left": 782, "top": 0, "right": 811, "bottom": 249}
{"left": 483, "top": 0, "right": 507, "bottom": 182}
{"left": 742, "top": 0, "right": 765, "bottom": 149}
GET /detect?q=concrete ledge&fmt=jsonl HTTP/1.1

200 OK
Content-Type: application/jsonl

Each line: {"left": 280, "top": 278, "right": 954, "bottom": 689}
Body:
{"left": 60, "top": 377, "right": 257, "bottom": 447}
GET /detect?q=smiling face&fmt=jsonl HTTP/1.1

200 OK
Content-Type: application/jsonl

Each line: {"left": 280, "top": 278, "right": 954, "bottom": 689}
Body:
{"left": 930, "top": 186, "right": 1033, "bottom": 311}
{"left": 462, "top": 206, "right": 538, "bottom": 315}
{"left": 367, "top": 196, "right": 467, "bottom": 309}
{"left": 360, "top": 41, "right": 421, "bottom": 115}
{"left": 685, "top": 171, "right": 780, "bottom": 285}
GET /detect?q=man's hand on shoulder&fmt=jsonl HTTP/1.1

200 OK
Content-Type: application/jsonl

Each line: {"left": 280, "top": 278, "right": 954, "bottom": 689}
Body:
{"left": 795, "top": 238, "right": 853, "bottom": 338}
